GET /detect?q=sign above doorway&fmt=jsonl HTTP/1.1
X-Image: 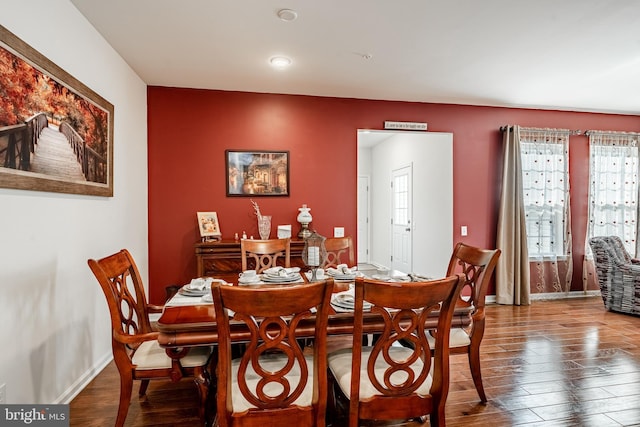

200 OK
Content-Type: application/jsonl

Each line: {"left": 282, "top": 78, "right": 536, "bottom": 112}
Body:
{"left": 383, "top": 121, "right": 428, "bottom": 131}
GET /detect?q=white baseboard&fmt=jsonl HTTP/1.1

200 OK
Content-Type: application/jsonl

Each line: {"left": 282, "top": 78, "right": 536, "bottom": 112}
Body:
{"left": 357, "top": 266, "right": 603, "bottom": 304}
{"left": 358, "top": 261, "right": 386, "bottom": 269}
{"left": 486, "top": 290, "right": 601, "bottom": 304}
{"left": 56, "top": 352, "right": 113, "bottom": 404}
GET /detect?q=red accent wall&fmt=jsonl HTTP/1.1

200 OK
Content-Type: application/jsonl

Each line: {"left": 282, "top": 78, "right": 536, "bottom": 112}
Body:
{"left": 147, "top": 86, "right": 640, "bottom": 303}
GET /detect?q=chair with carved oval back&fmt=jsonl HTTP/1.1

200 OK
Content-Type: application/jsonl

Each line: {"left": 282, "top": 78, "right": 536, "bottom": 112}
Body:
{"left": 426, "top": 242, "right": 501, "bottom": 403}
{"left": 327, "top": 274, "right": 465, "bottom": 426}
{"left": 322, "top": 236, "right": 355, "bottom": 269}
{"left": 240, "top": 237, "right": 291, "bottom": 273}
{"left": 211, "top": 278, "right": 334, "bottom": 427}
{"left": 88, "top": 249, "right": 214, "bottom": 426}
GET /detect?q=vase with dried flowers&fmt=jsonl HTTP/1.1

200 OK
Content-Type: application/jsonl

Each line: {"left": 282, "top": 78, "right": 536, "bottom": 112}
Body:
{"left": 251, "top": 199, "right": 272, "bottom": 240}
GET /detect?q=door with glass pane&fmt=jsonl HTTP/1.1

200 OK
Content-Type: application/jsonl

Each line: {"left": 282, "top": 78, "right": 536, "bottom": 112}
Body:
{"left": 391, "top": 165, "right": 412, "bottom": 273}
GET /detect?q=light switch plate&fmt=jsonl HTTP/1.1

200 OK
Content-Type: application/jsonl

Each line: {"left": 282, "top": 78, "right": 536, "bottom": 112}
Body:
{"left": 334, "top": 227, "right": 345, "bottom": 238}
{"left": 461, "top": 226, "right": 468, "bottom": 236}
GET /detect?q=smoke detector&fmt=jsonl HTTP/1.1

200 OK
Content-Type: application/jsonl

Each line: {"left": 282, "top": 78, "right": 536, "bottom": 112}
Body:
{"left": 277, "top": 9, "right": 298, "bottom": 22}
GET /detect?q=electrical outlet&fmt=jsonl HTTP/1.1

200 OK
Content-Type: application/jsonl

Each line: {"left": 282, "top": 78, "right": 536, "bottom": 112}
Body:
{"left": 334, "top": 227, "right": 345, "bottom": 238}
{"left": 0, "top": 383, "right": 6, "bottom": 404}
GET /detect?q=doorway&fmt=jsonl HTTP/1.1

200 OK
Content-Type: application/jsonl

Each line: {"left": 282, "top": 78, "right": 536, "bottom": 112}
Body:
{"left": 357, "top": 129, "right": 453, "bottom": 278}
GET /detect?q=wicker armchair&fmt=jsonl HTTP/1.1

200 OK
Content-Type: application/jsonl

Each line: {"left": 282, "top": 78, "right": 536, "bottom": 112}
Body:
{"left": 589, "top": 236, "right": 640, "bottom": 315}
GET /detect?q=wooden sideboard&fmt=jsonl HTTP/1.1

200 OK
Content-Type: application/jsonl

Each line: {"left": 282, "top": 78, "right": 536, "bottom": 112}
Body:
{"left": 195, "top": 239, "right": 308, "bottom": 277}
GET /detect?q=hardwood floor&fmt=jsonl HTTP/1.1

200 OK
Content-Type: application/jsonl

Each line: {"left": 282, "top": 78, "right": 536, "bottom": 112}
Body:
{"left": 70, "top": 296, "right": 640, "bottom": 426}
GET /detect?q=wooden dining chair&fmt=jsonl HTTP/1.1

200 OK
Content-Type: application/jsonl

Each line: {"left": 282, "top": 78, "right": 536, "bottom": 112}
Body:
{"left": 322, "top": 236, "right": 355, "bottom": 268}
{"left": 240, "top": 238, "right": 291, "bottom": 273}
{"left": 427, "top": 242, "right": 501, "bottom": 403}
{"left": 88, "top": 249, "right": 214, "bottom": 427}
{"left": 211, "top": 279, "right": 334, "bottom": 427}
{"left": 327, "top": 274, "right": 465, "bottom": 427}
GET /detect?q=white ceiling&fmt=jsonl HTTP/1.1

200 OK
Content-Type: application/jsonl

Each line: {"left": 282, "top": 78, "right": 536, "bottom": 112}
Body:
{"left": 71, "top": 0, "right": 640, "bottom": 115}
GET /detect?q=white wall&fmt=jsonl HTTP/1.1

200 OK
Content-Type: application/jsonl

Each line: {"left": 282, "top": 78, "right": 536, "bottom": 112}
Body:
{"left": 357, "top": 146, "right": 372, "bottom": 176}
{"left": 369, "top": 132, "right": 453, "bottom": 277}
{"left": 357, "top": 146, "right": 372, "bottom": 262}
{"left": 0, "top": 0, "right": 148, "bottom": 404}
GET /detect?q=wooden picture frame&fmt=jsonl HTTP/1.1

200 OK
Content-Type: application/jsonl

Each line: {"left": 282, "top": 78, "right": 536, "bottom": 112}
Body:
{"left": 0, "top": 25, "right": 114, "bottom": 197}
{"left": 226, "top": 150, "right": 289, "bottom": 196}
{"left": 197, "top": 211, "right": 222, "bottom": 241}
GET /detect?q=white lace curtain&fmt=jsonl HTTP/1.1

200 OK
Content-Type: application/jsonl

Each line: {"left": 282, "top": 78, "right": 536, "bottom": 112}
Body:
{"left": 583, "top": 131, "right": 640, "bottom": 290}
{"left": 520, "top": 128, "right": 572, "bottom": 294}
{"left": 585, "top": 131, "right": 640, "bottom": 254}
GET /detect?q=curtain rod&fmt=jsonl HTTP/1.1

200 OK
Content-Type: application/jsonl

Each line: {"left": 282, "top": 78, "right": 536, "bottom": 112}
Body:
{"left": 585, "top": 130, "right": 640, "bottom": 137}
{"left": 500, "top": 125, "right": 583, "bottom": 135}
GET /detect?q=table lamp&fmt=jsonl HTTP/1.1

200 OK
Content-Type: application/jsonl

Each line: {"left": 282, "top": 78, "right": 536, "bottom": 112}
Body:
{"left": 297, "top": 204, "right": 313, "bottom": 238}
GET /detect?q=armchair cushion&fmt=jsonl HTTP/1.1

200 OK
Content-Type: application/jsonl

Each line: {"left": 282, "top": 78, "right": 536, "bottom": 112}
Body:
{"left": 328, "top": 346, "right": 433, "bottom": 400}
{"left": 426, "top": 328, "right": 471, "bottom": 349}
{"left": 132, "top": 341, "right": 211, "bottom": 370}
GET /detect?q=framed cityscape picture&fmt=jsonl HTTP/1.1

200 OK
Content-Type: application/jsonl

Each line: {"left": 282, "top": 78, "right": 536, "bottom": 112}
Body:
{"left": 226, "top": 150, "right": 289, "bottom": 196}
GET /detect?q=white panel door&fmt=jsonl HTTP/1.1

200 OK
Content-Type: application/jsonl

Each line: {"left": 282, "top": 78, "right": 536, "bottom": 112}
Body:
{"left": 391, "top": 165, "right": 412, "bottom": 273}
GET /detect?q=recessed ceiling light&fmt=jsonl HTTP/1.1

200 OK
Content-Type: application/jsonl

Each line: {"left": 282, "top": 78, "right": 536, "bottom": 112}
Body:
{"left": 270, "top": 56, "right": 292, "bottom": 68}
{"left": 277, "top": 9, "right": 298, "bottom": 22}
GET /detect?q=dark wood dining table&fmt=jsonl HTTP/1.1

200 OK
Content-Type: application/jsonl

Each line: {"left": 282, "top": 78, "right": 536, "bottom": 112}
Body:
{"left": 156, "top": 273, "right": 473, "bottom": 380}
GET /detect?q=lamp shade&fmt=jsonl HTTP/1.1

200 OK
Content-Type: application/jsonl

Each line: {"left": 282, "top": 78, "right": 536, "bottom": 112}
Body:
{"left": 297, "top": 204, "right": 312, "bottom": 223}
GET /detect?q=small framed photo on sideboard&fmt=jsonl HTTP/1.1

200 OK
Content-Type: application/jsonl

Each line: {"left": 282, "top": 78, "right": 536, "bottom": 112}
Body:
{"left": 197, "top": 212, "right": 222, "bottom": 241}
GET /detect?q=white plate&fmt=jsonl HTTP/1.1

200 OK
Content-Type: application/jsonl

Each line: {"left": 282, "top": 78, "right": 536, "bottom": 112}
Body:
{"left": 261, "top": 274, "right": 301, "bottom": 282}
{"left": 330, "top": 301, "right": 354, "bottom": 310}
{"left": 330, "top": 299, "right": 372, "bottom": 310}
{"left": 265, "top": 271, "right": 300, "bottom": 278}
{"left": 330, "top": 301, "right": 372, "bottom": 312}
{"left": 331, "top": 291, "right": 372, "bottom": 306}
{"left": 238, "top": 277, "right": 260, "bottom": 284}
{"left": 178, "top": 287, "right": 208, "bottom": 297}
{"left": 331, "top": 275, "right": 357, "bottom": 281}
{"left": 330, "top": 303, "right": 354, "bottom": 313}
{"left": 263, "top": 267, "right": 300, "bottom": 276}
{"left": 332, "top": 292, "right": 354, "bottom": 304}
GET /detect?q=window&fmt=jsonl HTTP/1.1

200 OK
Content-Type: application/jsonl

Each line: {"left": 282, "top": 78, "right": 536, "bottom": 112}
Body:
{"left": 520, "top": 129, "right": 570, "bottom": 258}
{"left": 587, "top": 132, "right": 639, "bottom": 255}
{"left": 393, "top": 173, "right": 409, "bottom": 226}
